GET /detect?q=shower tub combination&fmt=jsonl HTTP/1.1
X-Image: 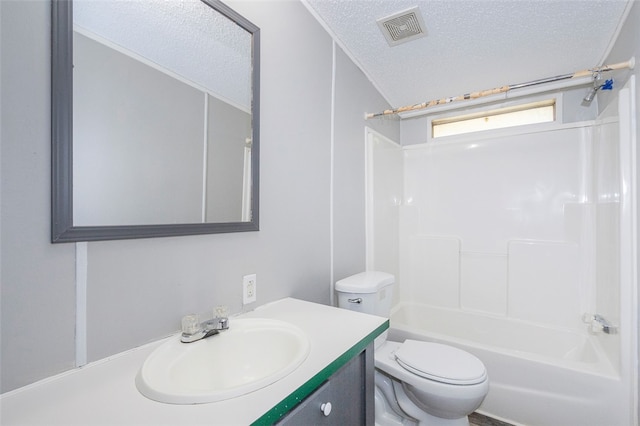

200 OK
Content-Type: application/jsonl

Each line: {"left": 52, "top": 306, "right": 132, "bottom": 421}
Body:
{"left": 366, "top": 80, "right": 637, "bottom": 425}
{"left": 389, "top": 302, "right": 623, "bottom": 426}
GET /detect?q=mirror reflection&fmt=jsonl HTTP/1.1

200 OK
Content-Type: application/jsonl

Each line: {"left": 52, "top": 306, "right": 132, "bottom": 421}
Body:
{"left": 74, "top": 0, "right": 252, "bottom": 226}
{"left": 51, "top": 0, "right": 260, "bottom": 241}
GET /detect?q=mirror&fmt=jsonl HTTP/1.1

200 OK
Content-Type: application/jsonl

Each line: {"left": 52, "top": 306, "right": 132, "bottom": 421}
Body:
{"left": 51, "top": 0, "right": 260, "bottom": 242}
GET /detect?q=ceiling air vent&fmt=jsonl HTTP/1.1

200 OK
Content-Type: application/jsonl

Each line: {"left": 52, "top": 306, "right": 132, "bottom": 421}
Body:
{"left": 377, "top": 7, "right": 427, "bottom": 47}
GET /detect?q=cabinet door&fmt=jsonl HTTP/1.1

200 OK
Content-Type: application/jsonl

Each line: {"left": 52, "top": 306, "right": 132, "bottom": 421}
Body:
{"left": 277, "top": 352, "right": 366, "bottom": 425}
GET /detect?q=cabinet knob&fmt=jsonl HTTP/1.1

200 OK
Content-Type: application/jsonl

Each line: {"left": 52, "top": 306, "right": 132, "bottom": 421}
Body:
{"left": 320, "top": 402, "right": 332, "bottom": 416}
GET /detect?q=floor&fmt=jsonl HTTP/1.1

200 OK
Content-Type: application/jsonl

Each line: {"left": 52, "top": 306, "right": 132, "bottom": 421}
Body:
{"left": 469, "top": 412, "right": 515, "bottom": 426}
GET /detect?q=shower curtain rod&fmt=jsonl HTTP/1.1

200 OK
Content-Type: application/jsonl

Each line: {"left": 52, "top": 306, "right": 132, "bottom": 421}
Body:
{"left": 365, "top": 58, "right": 635, "bottom": 119}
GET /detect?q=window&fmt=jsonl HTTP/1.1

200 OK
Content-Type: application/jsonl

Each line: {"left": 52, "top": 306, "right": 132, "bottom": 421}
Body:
{"left": 432, "top": 99, "right": 555, "bottom": 138}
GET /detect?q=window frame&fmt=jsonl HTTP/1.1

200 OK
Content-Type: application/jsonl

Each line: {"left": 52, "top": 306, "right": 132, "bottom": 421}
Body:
{"left": 426, "top": 94, "right": 563, "bottom": 143}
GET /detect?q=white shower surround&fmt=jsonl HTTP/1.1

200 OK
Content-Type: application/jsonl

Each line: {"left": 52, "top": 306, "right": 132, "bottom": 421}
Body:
{"left": 401, "top": 123, "right": 597, "bottom": 331}
{"left": 365, "top": 82, "right": 637, "bottom": 425}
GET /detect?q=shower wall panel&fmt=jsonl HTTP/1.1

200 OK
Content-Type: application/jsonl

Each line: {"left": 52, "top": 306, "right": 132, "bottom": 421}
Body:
{"left": 366, "top": 130, "right": 403, "bottom": 280}
{"left": 402, "top": 236, "right": 460, "bottom": 308}
{"left": 507, "top": 240, "right": 582, "bottom": 328}
{"left": 401, "top": 125, "right": 593, "bottom": 330}
{"left": 460, "top": 252, "right": 507, "bottom": 315}
{"left": 592, "top": 102, "right": 622, "bottom": 371}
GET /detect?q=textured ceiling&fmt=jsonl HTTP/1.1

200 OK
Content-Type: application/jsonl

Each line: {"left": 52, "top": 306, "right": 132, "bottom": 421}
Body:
{"left": 74, "top": 0, "right": 252, "bottom": 111}
{"left": 304, "top": 0, "right": 632, "bottom": 110}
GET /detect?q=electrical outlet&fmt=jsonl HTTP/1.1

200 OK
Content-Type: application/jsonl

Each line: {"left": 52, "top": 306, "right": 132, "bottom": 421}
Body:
{"left": 242, "top": 274, "right": 257, "bottom": 304}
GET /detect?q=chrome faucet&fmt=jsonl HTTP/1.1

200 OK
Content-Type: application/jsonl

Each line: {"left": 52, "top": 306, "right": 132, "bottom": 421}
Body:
{"left": 180, "top": 313, "right": 229, "bottom": 343}
{"left": 583, "top": 313, "right": 618, "bottom": 335}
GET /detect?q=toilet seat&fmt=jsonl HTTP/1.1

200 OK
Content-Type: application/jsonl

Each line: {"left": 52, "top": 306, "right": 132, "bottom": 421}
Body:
{"left": 394, "top": 340, "right": 487, "bottom": 385}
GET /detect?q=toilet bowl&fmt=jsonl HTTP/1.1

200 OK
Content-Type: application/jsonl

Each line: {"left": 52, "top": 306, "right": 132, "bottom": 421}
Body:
{"left": 336, "top": 271, "right": 489, "bottom": 426}
{"left": 375, "top": 340, "right": 488, "bottom": 425}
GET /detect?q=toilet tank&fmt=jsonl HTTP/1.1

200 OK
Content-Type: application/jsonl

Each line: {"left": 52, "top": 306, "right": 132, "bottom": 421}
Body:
{"left": 335, "top": 271, "right": 395, "bottom": 317}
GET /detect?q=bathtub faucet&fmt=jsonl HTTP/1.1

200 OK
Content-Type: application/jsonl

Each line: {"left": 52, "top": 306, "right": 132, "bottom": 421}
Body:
{"left": 180, "top": 310, "right": 229, "bottom": 343}
{"left": 582, "top": 313, "right": 618, "bottom": 335}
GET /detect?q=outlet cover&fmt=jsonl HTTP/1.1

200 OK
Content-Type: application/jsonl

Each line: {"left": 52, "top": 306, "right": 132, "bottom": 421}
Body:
{"left": 243, "top": 274, "right": 257, "bottom": 304}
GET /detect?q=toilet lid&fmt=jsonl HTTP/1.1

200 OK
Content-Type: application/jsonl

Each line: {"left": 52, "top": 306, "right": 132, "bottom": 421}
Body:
{"left": 394, "top": 340, "right": 487, "bottom": 385}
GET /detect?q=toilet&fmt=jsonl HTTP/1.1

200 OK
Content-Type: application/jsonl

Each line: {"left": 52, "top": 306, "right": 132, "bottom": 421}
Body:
{"left": 336, "top": 271, "right": 489, "bottom": 426}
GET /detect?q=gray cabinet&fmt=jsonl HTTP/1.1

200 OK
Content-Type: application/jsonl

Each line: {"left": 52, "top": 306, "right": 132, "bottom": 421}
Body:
{"left": 277, "top": 343, "right": 374, "bottom": 425}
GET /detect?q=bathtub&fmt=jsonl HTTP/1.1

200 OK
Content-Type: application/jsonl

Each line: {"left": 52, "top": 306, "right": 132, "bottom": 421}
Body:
{"left": 388, "top": 302, "right": 626, "bottom": 426}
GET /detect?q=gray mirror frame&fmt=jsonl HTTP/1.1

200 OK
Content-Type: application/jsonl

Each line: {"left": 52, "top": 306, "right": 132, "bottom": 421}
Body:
{"left": 51, "top": 0, "right": 260, "bottom": 242}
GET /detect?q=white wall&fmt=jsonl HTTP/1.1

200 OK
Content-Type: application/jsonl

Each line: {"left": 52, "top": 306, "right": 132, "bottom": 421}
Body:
{"left": 0, "top": 0, "right": 398, "bottom": 392}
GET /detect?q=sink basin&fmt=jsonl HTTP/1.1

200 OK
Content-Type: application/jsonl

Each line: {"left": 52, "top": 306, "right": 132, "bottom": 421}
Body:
{"left": 135, "top": 318, "right": 310, "bottom": 404}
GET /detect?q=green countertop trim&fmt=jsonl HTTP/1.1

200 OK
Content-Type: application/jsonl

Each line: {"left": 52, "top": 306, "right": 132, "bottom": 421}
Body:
{"left": 251, "top": 319, "right": 389, "bottom": 425}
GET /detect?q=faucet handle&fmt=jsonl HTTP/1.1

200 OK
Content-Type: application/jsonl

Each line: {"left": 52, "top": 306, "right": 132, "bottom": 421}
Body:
{"left": 582, "top": 312, "right": 618, "bottom": 334}
{"left": 582, "top": 312, "right": 597, "bottom": 323}
{"left": 181, "top": 314, "right": 201, "bottom": 335}
{"left": 213, "top": 305, "right": 229, "bottom": 318}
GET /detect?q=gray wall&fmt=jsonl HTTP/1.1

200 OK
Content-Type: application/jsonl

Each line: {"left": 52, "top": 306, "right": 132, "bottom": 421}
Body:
{"left": 600, "top": 1, "right": 640, "bottom": 420}
{"left": 1, "top": 0, "right": 78, "bottom": 391}
{"left": 0, "top": 0, "right": 398, "bottom": 392}
{"left": 206, "top": 94, "right": 250, "bottom": 223}
{"left": 73, "top": 32, "right": 205, "bottom": 226}
{"left": 333, "top": 47, "right": 400, "bottom": 281}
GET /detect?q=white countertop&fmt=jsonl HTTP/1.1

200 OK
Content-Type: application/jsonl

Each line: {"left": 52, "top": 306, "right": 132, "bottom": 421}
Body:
{"left": 0, "top": 298, "right": 387, "bottom": 425}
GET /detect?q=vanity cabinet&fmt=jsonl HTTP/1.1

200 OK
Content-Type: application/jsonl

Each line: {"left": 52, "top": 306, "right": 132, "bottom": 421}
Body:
{"left": 0, "top": 299, "right": 388, "bottom": 426}
{"left": 276, "top": 344, "right": 374, "bottom": 425}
